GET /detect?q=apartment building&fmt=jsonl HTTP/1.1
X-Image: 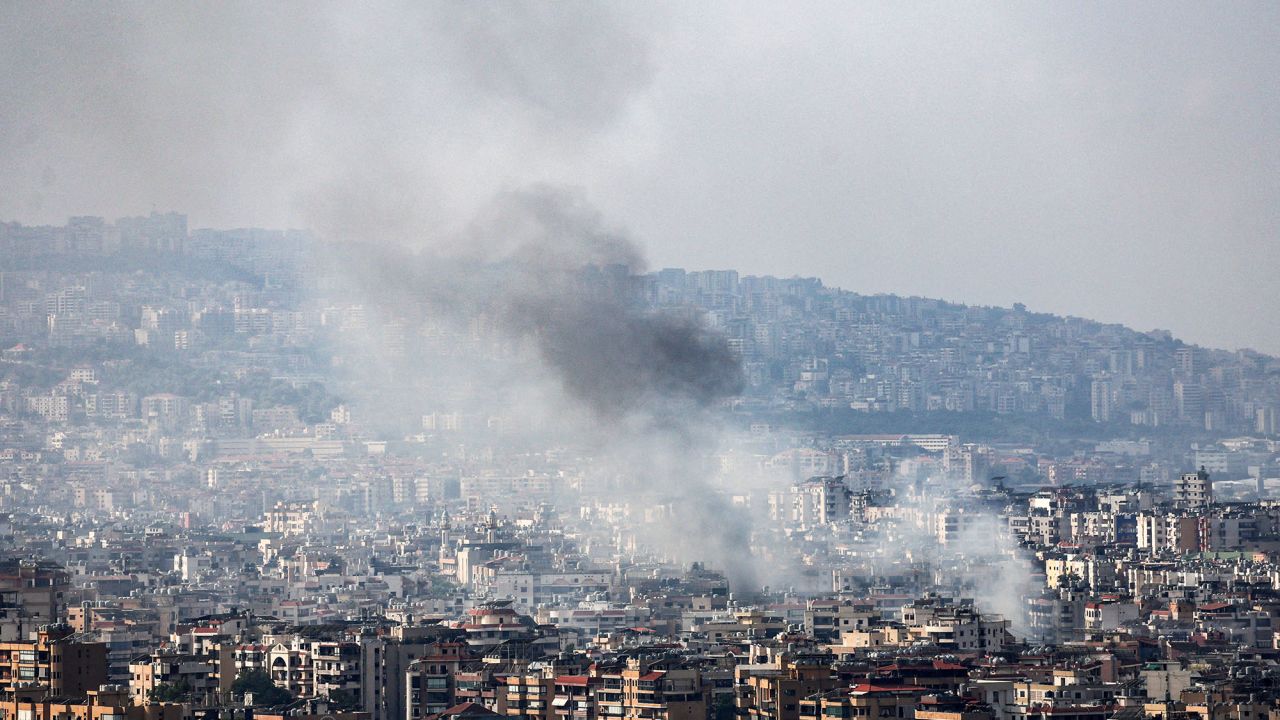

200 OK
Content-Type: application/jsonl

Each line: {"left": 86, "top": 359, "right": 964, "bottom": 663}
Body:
{"left": 0, "top": 625, "right": 107, "bottom": 698}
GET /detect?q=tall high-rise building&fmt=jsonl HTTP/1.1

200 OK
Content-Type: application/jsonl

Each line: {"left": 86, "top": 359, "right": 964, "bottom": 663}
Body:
{"left": 1090, "top": 378, "right": 1113, "bottom": 422}
{"left": 1257, "top": 407, "right": 1278, "bottom": 436}
{"left": 1174, "top": 347, "right": 1197, "bottom": 376}
{"left": 1174, "top": 380, "right": 1204, "bottom": 422}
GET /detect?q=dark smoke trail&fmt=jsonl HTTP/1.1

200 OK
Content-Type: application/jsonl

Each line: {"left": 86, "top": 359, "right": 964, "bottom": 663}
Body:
{"left": 327, "top": 184, "right": 754, "bottom": 589}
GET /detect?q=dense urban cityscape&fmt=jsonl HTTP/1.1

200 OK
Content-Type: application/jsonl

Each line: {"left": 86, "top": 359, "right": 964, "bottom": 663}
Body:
{"left": 0, "top": 212, "right": 1279, "bottom": 720}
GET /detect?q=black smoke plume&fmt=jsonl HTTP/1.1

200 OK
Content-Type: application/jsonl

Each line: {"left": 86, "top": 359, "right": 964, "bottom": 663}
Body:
{"left": 328, "top": 185, "right": 754, "bottom": 588}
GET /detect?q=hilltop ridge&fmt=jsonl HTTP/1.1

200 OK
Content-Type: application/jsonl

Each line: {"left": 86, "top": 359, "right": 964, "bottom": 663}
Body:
{"left": 2, "top": 216, "right": 1277, "bottom": 445}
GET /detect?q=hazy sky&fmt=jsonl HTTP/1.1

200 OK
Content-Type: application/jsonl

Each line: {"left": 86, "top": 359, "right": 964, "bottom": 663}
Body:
{"left": 2, "top": 2, "right": 1277, "bottom": 353}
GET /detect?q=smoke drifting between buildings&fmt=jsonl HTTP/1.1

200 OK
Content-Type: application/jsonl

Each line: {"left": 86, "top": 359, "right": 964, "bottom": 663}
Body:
{"left": 7, "top": 5, "right": 1280, "bottom": 712}
{"left": 323, "top": 184, "right": 754, "bottom": 589}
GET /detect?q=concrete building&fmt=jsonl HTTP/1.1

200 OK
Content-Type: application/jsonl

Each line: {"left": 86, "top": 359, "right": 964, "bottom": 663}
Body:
{"left": 0, "top": 625, "right": 107, "bottom": 698}
{"left": 1173, "top": 468, "right": 1212, "bottom": 510}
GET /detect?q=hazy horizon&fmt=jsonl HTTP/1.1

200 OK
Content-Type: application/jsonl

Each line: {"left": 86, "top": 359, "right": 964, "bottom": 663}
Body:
{"left": 3, "top": 2, "right": 1277, "bottom": 353}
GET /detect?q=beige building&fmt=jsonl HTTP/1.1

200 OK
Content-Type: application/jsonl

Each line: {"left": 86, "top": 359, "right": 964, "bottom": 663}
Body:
{"left": 595, "top": 658, "right": 707, "bottom": 720}
{"left": 0, "top": 625, "right": 107, "bottom": 698}
{"left": 799, "top": 684, "right": 925, "bottom": 720}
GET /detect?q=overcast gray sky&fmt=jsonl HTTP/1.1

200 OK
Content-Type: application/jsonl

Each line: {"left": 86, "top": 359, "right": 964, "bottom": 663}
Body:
{"left": 2, "top": 2, "right": 1277, "bottom": 353}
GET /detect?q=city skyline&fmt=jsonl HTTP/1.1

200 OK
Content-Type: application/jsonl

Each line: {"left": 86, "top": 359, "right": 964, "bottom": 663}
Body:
{"left": 5, "top": 3, "right": 1280, "bottom": 712}
{"left": 1, "top": 205, "right": 1274, "bottom": 359}
{"left": 2, "top": 3, "right": 1278, "bottom": 353}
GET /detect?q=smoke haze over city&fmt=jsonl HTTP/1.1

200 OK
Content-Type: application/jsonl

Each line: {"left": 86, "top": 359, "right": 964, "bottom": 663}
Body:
{"left": 4, "top": 6, "right": 1280, "bottom": 720}
{"left": 2, "top": 2, "right": 1279, "bottom": 352}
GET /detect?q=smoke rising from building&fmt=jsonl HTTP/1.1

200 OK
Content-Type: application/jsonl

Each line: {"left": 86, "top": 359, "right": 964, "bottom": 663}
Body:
{"left": 0, "top": 1, "right": 760, "bottom": 585}
{"left": 323, "top": 185, "right": 754, "bottom": 588}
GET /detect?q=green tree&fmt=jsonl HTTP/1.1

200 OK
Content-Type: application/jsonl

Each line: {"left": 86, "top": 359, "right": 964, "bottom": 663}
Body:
{"left": 327, "top": 689, "right": 361, "bottom": 711}
{"left": 713, "top": 693, "right": 737, "bottom": 720}
{"left": 232, "top": 669, "right": 293, "bottom": 706}
{"left": 150, "top": 680, "right": 192, "bottom": 702}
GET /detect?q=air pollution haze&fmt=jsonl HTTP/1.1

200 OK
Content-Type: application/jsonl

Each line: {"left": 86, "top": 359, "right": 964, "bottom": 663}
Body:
{"left": 321, "top": 184, "right": 743, "bottom": 431}
{"left": 8, "top": 0, "right": 1280, "bottom": 687}
{"left": 0, "top": 1, "right": 765, "bottom": 582}
{"left": 319, "top": 185, "right": 754, "bottom": 588}
{"left": 2, "top": 3, "right": 1278, "bottom": 353}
